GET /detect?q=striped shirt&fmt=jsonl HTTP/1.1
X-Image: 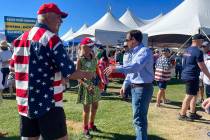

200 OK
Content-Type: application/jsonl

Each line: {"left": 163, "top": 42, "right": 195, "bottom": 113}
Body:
{"left": 155, "top": 56, "right": 172, "bottom": 81}
{"left": 10, "top": 23, "right": 75, "bottom": 118}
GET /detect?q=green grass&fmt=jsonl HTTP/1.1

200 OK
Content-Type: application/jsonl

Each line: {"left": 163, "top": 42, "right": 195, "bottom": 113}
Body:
{"left": 0, "top": 79, "right": 209, "bottom": 140}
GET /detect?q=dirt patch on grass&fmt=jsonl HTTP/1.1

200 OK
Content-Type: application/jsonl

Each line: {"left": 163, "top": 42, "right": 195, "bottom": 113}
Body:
{"left": 108, "top": 88, "right": 120, "bottom": 94}
{"left": 148, "top": 103, "right": 210, "bottom": 140}
{"left": 66, "top": 120, "right": 83, "bottom": 134}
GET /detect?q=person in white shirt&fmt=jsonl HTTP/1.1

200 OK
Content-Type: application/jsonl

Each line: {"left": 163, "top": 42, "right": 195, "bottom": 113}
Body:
{"left": 0, "top": 40, "right": 12, "bottom": 88}
{"left": 201, "top": 41, "right": 210, "bottom": 98}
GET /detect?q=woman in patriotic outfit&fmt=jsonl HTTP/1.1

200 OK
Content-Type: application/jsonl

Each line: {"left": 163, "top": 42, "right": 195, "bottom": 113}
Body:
{"left": 155, "top": 48, "right": 173, "bottom": 107}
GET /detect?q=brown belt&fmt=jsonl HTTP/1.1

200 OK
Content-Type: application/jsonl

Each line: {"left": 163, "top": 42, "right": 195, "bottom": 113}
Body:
{"left": 131, "top": 83, "right": 152, "bottom": 88}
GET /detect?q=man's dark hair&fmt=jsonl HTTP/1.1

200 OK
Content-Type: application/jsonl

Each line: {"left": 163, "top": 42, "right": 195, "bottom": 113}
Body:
{"left": 128, "top": 30, "right": 143, "bottom": 43}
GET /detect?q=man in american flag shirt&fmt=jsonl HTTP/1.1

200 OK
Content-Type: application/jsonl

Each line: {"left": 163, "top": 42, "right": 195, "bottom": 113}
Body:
{"left": 10, "top": 3, "right": 94, "bottom": 140}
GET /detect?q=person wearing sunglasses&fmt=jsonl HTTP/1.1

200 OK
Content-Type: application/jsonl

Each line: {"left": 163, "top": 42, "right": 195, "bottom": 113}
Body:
{"left": 105, "top": 30, "right": 154, "bottom": 140}
{"left": 76, "top": 37, "right": 101, "bottom": 139}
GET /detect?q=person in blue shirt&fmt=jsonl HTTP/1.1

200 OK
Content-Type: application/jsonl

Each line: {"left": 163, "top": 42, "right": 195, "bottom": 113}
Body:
{"left": 175, "top": 52, "right": 182, "bottom": 79}
{"left": 105, "top": 30, "right": 154, "bottom": 140}
{"left": 179, "top": 34, "right": 210, "bottom": 121}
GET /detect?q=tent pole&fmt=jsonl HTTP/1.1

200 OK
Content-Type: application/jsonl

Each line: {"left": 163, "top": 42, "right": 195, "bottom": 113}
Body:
{"left": 200, "top": 29, "right": 210, "bottom": 42}
{"left": 169, "top": 36, "right": 192, "bottom": 60}
{"left": 72, "top": 39, "right": 75, "bottom": 60}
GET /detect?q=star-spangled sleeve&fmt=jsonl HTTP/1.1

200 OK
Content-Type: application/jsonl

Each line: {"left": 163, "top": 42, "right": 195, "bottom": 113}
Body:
{"left": 49, "top": 36, "right": 75, "bottom": 78}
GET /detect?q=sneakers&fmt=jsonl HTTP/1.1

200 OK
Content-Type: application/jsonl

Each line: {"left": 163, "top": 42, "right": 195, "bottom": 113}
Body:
{"left": 89, "top": 125, "right": 100, "bottom": 132}
{"left": 163, "top": 99, "right": 171, "bottom": 104}
{"left": 155, "top": 103, "right": 161, "bottom": 108}
{"left": 83, "top": 129, "right": 92, "bottom": 139}
{"left": 188, "top": 112, "right": 202, "bottom": 120}
{"left": 178, "top": 113, "right": 193, "bottom": 121}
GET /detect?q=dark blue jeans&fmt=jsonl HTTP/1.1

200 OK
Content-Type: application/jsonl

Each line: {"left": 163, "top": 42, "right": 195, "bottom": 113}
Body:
{"left": 131, "top": 84, "right": 153, "bottom": 140}
{"left": 1, "top": 68, "right": 10, "bottom": 87}
{"left": 175, "top": 66, "right": 182, "bottom": 79}
{"left": 124, "top": 85, "right": 131, "bottom": 98}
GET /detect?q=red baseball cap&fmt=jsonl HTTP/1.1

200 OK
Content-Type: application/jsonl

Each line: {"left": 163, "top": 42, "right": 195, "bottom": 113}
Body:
{"left": 80, "top": 37, "right": 95, "bottom": 46}
{"left": 37, "top": 3, "right": 68, "bottom": 18}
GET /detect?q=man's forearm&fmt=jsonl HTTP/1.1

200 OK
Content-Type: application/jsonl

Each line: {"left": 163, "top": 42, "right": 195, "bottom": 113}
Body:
{"left": 67, "top": 70, "right": 93, "bottom": 80}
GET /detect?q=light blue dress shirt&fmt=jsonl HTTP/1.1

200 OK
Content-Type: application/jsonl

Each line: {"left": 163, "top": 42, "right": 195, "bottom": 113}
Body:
{"left": 122, "top": 49, "right": 132, "bottom": 88}
{"left": 116, "top": 43, "right": 154, "bottom": 88}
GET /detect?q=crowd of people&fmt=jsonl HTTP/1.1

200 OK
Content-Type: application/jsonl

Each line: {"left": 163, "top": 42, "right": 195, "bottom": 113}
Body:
{"left": 151, "top": 35, "right": 210, "bottom": 120}
{"left": 0, "top": 2, "right": 210, "bottom": 140}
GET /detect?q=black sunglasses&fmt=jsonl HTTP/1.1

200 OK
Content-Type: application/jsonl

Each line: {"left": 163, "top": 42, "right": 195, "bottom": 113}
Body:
{"left": 89, "top": 45, "right": 95, "bottom": 49}
{"left": 201, "top": 45, "right": 207, "bottom": 48}
{"left": 125, "top": 38, "right": 133, "bottom": 42}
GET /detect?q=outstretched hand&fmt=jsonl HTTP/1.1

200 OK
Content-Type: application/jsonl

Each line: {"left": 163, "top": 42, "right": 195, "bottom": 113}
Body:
{"left": 85, "top": 72, "right": 96, "bottom": 80}
{"left": 104, "top": 65, "right": 116, "bottom": 76}
{"left": 120, "top": 87, "right": 125, "bottom": 97}
{"left": 202, "top": 98, "right": 210, "bottom": 114}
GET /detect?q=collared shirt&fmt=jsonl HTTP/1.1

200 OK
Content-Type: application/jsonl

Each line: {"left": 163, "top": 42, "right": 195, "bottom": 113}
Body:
{"left": 116, "top": 43, "right": 154, "bottom": 88}
{"left": 10, "top": 23, "right": 75, "bottom": 118}
{"left": 122, "top": 50, "right": 132, "bottom": 88}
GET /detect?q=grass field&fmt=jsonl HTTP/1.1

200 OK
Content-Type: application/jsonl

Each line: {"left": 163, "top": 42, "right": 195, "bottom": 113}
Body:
{"left": 0, "top": 79, "right": 210, "bottom": 140}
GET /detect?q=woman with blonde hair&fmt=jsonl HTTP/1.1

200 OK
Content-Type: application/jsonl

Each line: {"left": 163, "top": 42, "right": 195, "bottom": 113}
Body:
{"left": 76, "top": 37, "right": 100, "bottom": 139}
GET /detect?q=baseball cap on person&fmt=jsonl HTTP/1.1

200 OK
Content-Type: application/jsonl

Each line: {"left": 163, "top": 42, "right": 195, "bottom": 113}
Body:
{"left": 37, "top": 3, "right": 68, "bottom": 18}
{"left": 161, "top": 48, "right": 170, "bottom": 53}
{"left": 123, "top": 42, "right": 128, "bottom": 47}
{"left": 202, "top": 41, "right": 210, "bottom": 47}
{"left": 192, "top": 34, "right": 205, "bottom": 40}
{"left": 80, "top": 37, "right": 95, "bottom": 47}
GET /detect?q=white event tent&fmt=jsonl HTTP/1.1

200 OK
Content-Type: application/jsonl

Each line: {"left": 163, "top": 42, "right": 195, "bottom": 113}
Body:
{"left": 64, "top": 10, "right": 131, "bottom": 45}
{"left": 119, "top": 9, "right": 145, "bottom": 29}
{"left": 139, "top": 14, "right": 163, "bottom": 32}
{"left": 80, "top": 11, "right": 130, "bottom": 36}
{"left": 60, "top": 28, "right": 73, "bottom": 41}
{"left": 144, "top": 0, "right": 210, "bottom": 44}
{"left": 140, "top": 14, "right": 163, "bottom": 25}
{"left": 63, "top": 24, "right": 88, "bottom": 42}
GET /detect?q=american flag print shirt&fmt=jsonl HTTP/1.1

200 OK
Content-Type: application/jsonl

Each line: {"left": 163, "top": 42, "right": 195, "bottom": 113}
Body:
{"left": 10, "top": 23, "right": 75, "bottom": 118}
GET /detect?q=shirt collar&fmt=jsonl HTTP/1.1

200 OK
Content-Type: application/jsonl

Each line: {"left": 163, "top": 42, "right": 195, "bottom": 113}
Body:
{"left": 132, "top": 43, "right": 144, "bottom": 53}
{"left": 34, "top": 22, "right": 51, "bottom": 31}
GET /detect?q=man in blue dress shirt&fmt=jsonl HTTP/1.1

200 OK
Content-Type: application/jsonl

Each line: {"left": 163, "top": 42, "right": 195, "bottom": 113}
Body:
{"left": 105, "top": 30, "right": 154, "bottom": 140}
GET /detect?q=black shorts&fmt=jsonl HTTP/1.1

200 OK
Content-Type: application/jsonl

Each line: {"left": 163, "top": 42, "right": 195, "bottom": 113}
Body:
{"left": 184, "top": 80, "right": 199, "bottom": 96}
{"left": 20, "top": 107, "right": 67, "bottom": 139}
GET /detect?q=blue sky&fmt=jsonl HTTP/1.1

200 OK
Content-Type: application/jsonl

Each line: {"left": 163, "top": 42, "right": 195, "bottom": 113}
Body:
{"left": 0, "top": 0, "right": 183, "bottom": 36}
